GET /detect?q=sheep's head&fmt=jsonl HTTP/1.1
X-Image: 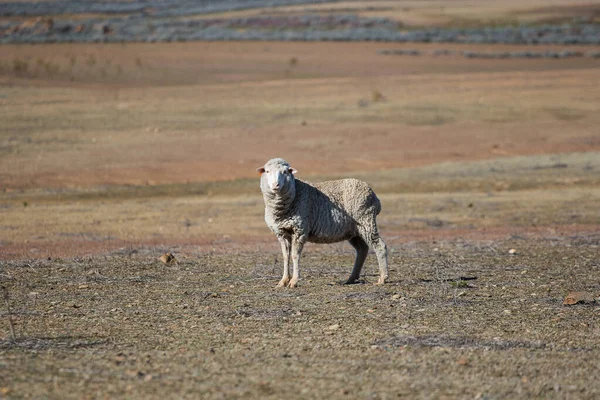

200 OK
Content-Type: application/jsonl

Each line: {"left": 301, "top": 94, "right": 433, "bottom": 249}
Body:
{"left": 257, "top": 158, "right": 297, "bottom": 196}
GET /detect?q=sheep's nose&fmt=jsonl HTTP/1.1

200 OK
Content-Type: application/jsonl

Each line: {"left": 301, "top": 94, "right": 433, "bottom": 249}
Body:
{"left": 271, "top": 183, "right": 280, "bottom": 191}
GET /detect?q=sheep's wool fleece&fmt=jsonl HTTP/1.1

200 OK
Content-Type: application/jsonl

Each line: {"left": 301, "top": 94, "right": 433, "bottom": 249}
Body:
{"left": 261, "top": 164, "right": 381, "bottom": 245}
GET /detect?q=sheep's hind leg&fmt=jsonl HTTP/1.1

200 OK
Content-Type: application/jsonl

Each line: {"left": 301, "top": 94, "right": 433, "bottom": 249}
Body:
{"left": 276, "top": 237, "right": 291, "bottom": 288}
{"left": 288, "top": 237, "right": 305, "bottom": 288}
{"left": 359, "top": 225, "right": 389, "bottom": 285}
{"left": 372, "top": 236, "right": 389, "bottom": 285}
{"left": 346, "top": 236, "right": 369, "bottom": 284}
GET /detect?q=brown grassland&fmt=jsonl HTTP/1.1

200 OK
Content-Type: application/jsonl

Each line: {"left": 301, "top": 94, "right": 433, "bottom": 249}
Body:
{"left": 1, "top": 1, "right": 600, "bottom": 398}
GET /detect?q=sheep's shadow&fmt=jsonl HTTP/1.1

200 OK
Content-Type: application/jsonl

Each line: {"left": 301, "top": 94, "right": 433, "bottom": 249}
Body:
{"left": 0, "top": 335, "right": 107, "bottom": 351}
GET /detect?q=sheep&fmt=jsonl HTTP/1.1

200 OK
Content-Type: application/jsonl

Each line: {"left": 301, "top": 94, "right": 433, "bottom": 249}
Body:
{"left": 256, "top": 158, "right": 388, "bottom": 288}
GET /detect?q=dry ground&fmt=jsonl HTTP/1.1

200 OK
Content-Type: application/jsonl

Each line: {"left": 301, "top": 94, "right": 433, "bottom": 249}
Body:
{"left": 1, "top": 41, "right": 600, "bottom": 190}
{"left": 204, "top": 0, "right": 600, "bottom": 27}
{"left": 1, "top": 3, "right": 600, "bottom": 396}
{"left": 1, "top": 235, "right": 599, "bottom": 399}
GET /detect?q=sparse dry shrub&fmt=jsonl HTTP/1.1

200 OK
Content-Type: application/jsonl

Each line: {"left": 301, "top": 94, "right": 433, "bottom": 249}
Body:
{"left": 372, "top": 90, "right": 385, "bottom": 102}
{"left": 86, "top": 54, "right": 96, "bottom": 67}
{"left": 13, "top": 59, "right": 29, "bottom": 75}
{"left": 41, "top": 61, "right": 59, "bottom": 76}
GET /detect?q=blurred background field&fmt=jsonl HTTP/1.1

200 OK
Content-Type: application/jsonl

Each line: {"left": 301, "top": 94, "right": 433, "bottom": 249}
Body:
{"left": 1, "top": 14, "right": 599, "bottom": 256}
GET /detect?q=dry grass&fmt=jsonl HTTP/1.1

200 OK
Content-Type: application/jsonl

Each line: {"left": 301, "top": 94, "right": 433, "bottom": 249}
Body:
{"left": 1, "top": 151, "right": 598, "bottom": 260}
{"left": 1, "top": 42, "right": 600, "bottom": 190}
{"left": 1, "top": 237, "right": 600, "bottom": 399}
{"left": 194, "top": 0, "right": 600, "bottom": 27}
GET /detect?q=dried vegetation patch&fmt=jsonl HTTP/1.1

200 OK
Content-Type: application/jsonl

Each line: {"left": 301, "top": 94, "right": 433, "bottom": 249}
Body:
{"left": 1, "top": 238, "right": 599, "bottom": 398}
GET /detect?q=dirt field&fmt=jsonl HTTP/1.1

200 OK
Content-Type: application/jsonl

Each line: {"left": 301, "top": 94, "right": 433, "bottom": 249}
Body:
{"left": 2, "top": 233, "right": 600, "bottom": 399}
{"left": 2, "top": 1, "right": 600, "bottom": 397}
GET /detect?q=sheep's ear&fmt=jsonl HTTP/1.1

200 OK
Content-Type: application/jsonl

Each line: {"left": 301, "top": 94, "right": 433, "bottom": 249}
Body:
{"left": 256, "top": 167, "right": 265, "bottom": 175}
{"left": 288, "top": 167, "right": 297, "bottom": 175}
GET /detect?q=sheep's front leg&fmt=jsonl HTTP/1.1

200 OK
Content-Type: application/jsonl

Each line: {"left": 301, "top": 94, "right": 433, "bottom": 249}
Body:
{"left": 276, "top": 237, "right": 291, "bottom": 288}
{"left": 288, "top": 236, "right": 305, "bottom": 288}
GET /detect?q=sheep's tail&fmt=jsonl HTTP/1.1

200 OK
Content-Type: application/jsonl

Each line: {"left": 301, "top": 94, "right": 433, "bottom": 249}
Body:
{"left": 373, "top": 191, "right": 382, "bottom": 216}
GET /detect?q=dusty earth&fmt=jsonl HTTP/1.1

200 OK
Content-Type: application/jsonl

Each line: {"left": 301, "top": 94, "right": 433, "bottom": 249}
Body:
{"left": 1, "top": 2, "right": 600, "bottom": 398}
{"left": 1, "top": 233, "right": 600, "bottom": 399}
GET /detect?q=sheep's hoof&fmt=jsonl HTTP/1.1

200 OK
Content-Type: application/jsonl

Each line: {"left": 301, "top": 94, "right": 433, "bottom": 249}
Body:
{"left": 287, "top": 277, "right": 299, "bottom": 288}
{"left": 344, "top": 278, "right": 361, "bottom": 285}
{"left": 276, "top": 277, "right": 290, "bottom": 288}
{"left": 376, "top": 276, "right": 388, "bottom": 285}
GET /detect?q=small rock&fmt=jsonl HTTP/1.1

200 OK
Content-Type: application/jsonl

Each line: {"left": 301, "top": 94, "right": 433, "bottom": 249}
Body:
{"left": 159, "top": 253, "right": 175, "bottom": 264}
{"left": 391, "top": 294, "right": 401, "bottom": 300}
{"left": 508, "top": 249, "right": 517, "bottom": 255}
{"left": 125, "top": 370, "right": 138, "bottom": 378}
{"left": 327, "top": 324, "right": 340, "bottom": 331}
{"left": 563, "top": 291, "right": 596, "bottom": 305}
{"left": 456, "top": 357, "right": 469, "bottom": 366}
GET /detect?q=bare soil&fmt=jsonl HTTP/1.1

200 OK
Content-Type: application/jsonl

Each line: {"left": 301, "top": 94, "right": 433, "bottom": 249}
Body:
{"left": 2, "top": 236, "right": 599, "bottom": 399}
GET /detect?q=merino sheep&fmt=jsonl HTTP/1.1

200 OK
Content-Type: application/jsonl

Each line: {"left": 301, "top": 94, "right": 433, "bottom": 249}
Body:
{"left": 257, "top": 158, "right": 388, "bottom": 288}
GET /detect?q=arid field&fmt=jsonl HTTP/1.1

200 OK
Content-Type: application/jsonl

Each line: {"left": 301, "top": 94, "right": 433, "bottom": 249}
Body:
{"left": 1, "top": 1, "right": 600, "bottom": 398}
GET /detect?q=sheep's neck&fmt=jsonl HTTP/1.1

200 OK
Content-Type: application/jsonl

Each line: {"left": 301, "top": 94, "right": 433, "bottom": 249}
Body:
{"left": 264, "top": 184, "right": 296, "bottom": 218}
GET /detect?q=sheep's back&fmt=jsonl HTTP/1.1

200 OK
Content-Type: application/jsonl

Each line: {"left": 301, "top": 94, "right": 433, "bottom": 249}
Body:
{"left": 312, "top": 178, "right": 381, "bottom": 218}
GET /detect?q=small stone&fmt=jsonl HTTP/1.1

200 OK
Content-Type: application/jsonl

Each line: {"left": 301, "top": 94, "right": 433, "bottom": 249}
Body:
{"left": 508, "top": 249, "right": 517, "bottom": 255}
{"left": 125, "top": 370, "right": 138, "bottom": 377}
{"left": 159, "top": 253, "right": 175, "bottom": 264}
{"left": 456, "top": 357, "right": 469, "bottom": 366}
{"left": 327, "top": 324, "right": 340, "bottom": 331}
{"left": 563, "top": 291, "right": 596, "bottom": 305}
{"left": 503, "top": 309, "right": 512, "bottom": 315}
{"left": 392, "top": 294, "right": 401, "bottom": 300}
